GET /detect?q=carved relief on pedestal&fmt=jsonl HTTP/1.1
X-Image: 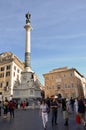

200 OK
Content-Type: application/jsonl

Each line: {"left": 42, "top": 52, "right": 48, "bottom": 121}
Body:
{"left": 26, "top": 80, "right": 34, "bottom": 88}
{"left": 14, "top": 79, "right": 20, "bottom": 88}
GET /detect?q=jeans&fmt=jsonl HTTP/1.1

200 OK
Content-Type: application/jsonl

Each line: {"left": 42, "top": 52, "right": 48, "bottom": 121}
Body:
{"left": 52, "top": 110, "right": 58, "bottom": 124}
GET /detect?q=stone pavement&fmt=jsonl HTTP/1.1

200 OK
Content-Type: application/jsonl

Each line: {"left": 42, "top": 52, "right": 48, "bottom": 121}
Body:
{"left": 0, "top": 108, "right": 86, "bottom": 130}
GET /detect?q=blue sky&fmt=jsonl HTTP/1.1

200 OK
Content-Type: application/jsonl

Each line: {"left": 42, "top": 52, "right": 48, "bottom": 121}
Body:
{"left": 0, "top": 0, "right": 86, "bottom": 85}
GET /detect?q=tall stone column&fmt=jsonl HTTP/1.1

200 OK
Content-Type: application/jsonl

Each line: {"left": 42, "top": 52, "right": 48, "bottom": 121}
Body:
{"left": 24, "top": 12, "right": 32, "bottom": 72}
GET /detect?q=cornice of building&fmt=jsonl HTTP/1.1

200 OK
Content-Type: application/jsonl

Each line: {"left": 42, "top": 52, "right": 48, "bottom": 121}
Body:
{"left": 43, "top": 67, "right": 68, "bottom": 76}
{"left": 0, "top": 51, "right": 24, "bottom": 69}
{"left": 43, "top": 66, "right": 84, "bottom": 78}
{"left": 71, "top": 68, "right": 84, "bottom": 78}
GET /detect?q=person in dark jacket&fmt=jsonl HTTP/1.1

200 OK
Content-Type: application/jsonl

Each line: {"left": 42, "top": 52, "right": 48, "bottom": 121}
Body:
{"left": 70, "top": 97, "right": 75, "bottom": 111}
{"left": 62, "top": 98, "right": 69, "bottom": 126}
{"left": 78, "top": 96, "right": 86, "bottom": 126}
{"left": 9, "top": 100, "right": 15, "bottom": 118}
{"left": 45, "top": 97, "right": 51, "bottom": 113}
{"left": 0, "top": 101, "right": 2, "bottom": 116}
{"left": 51, "top": 97, "right": 59, "bottom": 126}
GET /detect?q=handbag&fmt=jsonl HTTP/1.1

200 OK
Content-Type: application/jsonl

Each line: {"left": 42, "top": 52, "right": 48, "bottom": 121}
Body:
{"left": 47, "top": 107, "right": 50, "bottom": 113}
{"left": 76, "top": 115, "right": 81, "bottom": 124}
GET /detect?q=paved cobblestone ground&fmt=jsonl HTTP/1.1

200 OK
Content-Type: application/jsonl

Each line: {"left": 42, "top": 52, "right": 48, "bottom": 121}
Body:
{"left": 0, "top": 108, "right": 86, "bottom": 130}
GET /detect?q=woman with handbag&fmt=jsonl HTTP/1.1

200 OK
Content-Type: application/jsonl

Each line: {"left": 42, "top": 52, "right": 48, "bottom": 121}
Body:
{"left": 74, "top": 98, "right": 81, "bottom": 124}
{"left": 78, "top": 96, "right": 86, "bottom": 126}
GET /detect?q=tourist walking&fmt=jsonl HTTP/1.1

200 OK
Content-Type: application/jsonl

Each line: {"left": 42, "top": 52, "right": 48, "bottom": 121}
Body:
{"left": 45, "top": 96, "right": 51, "bottom": 113}
{"left": 74, "top": 98, "right": 78, "bottom": 114}
{"left": 51, "top": 96, "right": 59, "bottom": 126}
{"left": 3, "top": 97, "right": 9, "bottom": 118}
{"left": 9, "top": 100, "right": 15, "bottom": 118}
{"left": 62, "top": 98, "right": 69, "bottom": 126}
{"left": 39, "top": 99, "right": 49, "bottom": 130}
{"left": 22, "top": 101, "right": 26, "bottom": 110}
{"left": 0, "top": 101, "right": 2, "bottom": 116}
{"left": 78, "top": 96, "right": 86, "bottom": 126}
{"left": 70, "top": 97, "right": 75, "bottom": 111}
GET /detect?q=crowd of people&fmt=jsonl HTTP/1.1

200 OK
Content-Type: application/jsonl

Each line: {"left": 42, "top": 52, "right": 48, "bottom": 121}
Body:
{"left": 0, "top": 97, "right": 15, "bottom": 119}
{"left": 0, "top": 98, "right": 30, "bottom": 119}
{"left": 39, "top": 96, "right": 86, "bottom": 130}
{"left": 0, "top": 96, "right": 86, "bottom": 130}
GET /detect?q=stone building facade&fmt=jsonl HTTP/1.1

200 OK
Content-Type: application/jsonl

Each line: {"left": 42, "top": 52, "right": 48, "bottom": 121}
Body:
{"left": 43, "top": 67, "right": 86, "bottom": 99}
{"left": 0, "top": 52, "right": 24, "bottom": 100}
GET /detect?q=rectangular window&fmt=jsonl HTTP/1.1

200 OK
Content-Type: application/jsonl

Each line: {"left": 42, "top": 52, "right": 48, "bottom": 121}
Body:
{"left": 6, "top": 65, "right": 10, "bottom": 70}
{"left": 0, "top": 82, "right": 2, "bottom": 88}
{"left": 64, "top": 74, "right": 66, "bottom": 77}
{"left": 71, "top": 83, "right": 74, "bottom": 88}
{"left": 6, "top": 82, "right": 9, "bottom": 86}
{"left": 6, "top": 72, "right": 10, "bottom": 76}
{"left": 70, "top": 73, "right": 73, "bottom": 77}
{"left": 1, "top": 67, "right": 4, "bottom": 71}
{"left": 0, "top": 73, "right": 4, "bottom": 78}
{"left": 31, "top": 74, "right": 34, "bottom": 79}
{"left": 4, "top": 82, "right": 9, "bottom": 91}
{"left": 14, "top": 66, "right": 16, "bottom": 70}
{"left": 14, "top": 72, "right": 15, "bottom": 77}
{"left": 17, "top": 69, "right": 20, "bottom": 73}
{"left": 0, "top": 92, "right": 2, "bottom": 95}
